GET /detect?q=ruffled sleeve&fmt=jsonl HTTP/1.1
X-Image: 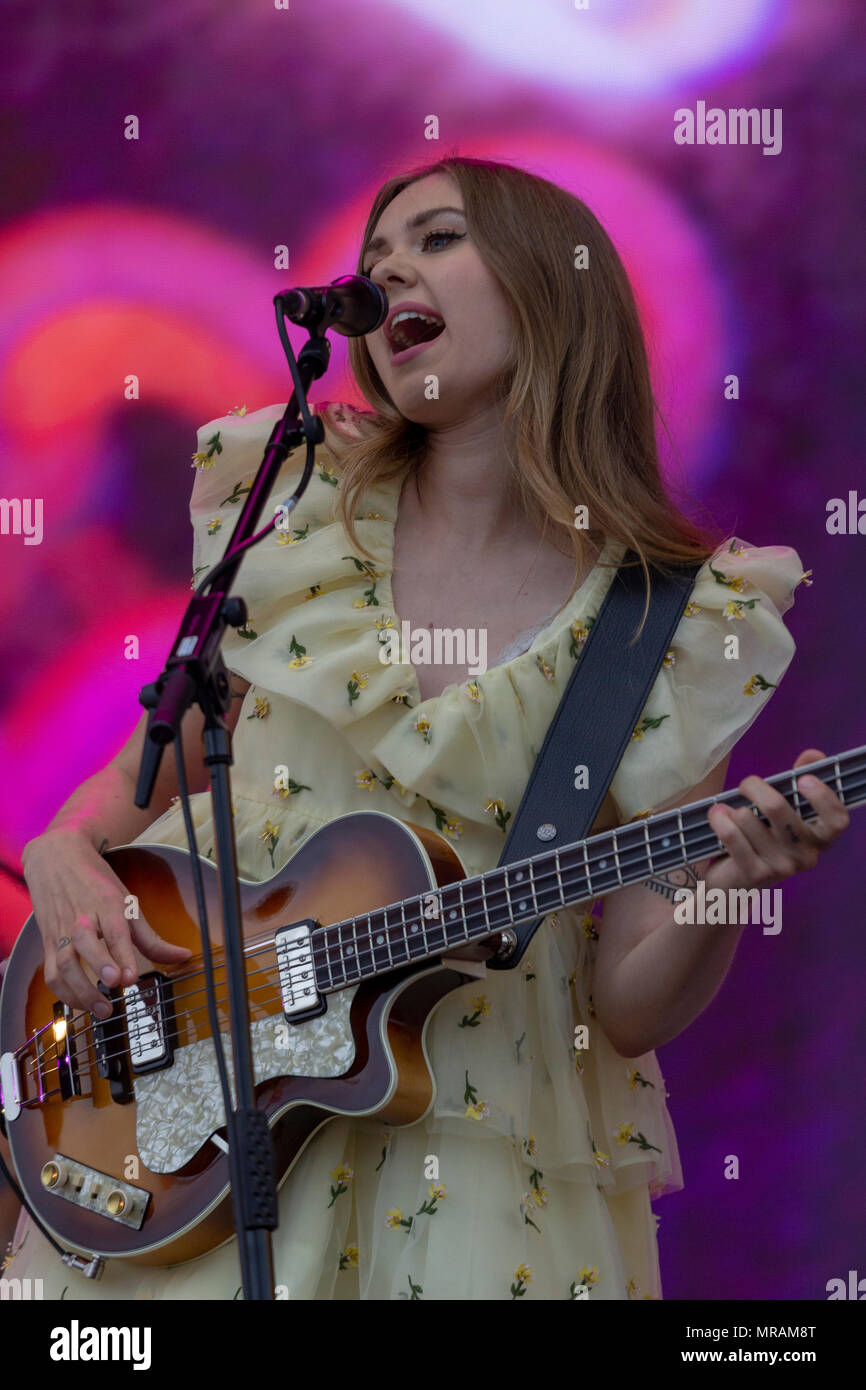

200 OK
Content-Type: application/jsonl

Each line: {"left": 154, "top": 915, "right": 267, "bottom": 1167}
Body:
{"left": 607, "top": 538, "right": 811, "bottom": 822}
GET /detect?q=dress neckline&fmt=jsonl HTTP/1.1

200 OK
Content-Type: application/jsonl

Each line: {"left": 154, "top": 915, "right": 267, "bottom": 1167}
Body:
{"left": 373, "top": 466, "right": 621, "bottom": 707}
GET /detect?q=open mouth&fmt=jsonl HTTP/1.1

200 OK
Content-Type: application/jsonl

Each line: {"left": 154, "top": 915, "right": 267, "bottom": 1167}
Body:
{"left": 386, "top": 311, "right": 446, "bottom": 355}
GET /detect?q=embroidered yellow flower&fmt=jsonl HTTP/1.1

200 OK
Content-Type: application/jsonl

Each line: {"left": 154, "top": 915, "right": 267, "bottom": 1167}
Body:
{"left": 616, "top": 1123, "right": 635, "bottom": 1145}
{"left": 728, "top": 543, "right": 748, "bottom": 557}
{"left": 258, "top": 820, "right": 280, "bottom": 847}
{"left": 330, "top": 1163, "right": 353, "bottom": 1184}
{"left": 570, "top": 620, "right": 590, "bottom": 646}
{"left": 483, "top": 798, "right": 511, "bottom": 831}
{"left": 374, "top": 613, "right": 396, "bottom": 630}
{"left": 288, "top": 654, "right": 312, "bottom": 668}
{"left": 250, "top": 696, "right": 270, "bottom": 719}
{"left": 626, "top": 1277, "right": 639, "bottom": 1298}
{"left": 794, "top": 569, "right": 813, "bottom": 589}
{"left": 525, "top": 1134, "right": 538, "bottom": 1158}
{"left": 743, "top": 673, "right": 778, "bottom": 697}
{"left": 429, "top": 1183, "right": 446, "bottom": 1202}
{"left": 531, "top": 1186, "right": 550, "bottom": 1209}
{"left": 683, "top": 601, "right": 702, "bottom": 616}
{"left": 206, "top": 518, "right": 222, "bottom": 535}
{"left": 464, "top": 681, "right": 481, "bottom": 702}
{"left": 593, "top": 1147, "right": 610, "bottom": 1168}
{"left": 470, "top": 995, "right": 491, "bottom": 1018}
{"left": 548, "top": 912, "right": 560, "bottom": 928}
{"left": 724, "top": 600, "right": 746, "bottom": 619}
{"left": 464, "top": 1101, "right": 490, "bottom": 1121}
{"left": 514, "top": 1264, "right": 533, "bottom": 1284}
{"left": 385, "top": 1208, "right": 404, "bottom": 1229}
{"left": 339, "top": 1246, "right": 359, "bottom": 1270}
{"left": 413, "top": 715, "right": 431, "bottom": 742}
{"left": 577, "top": 1265, "right": 599, "bottom": 1285}
{"left": 392, "top": 690, "right": 412, "bottom": 706}
{"left": 355, "top": 769, "right": 377, "bottom": 791}
{"left": 662, "top": 648, "right": 676, "bottom": 668}
{"left": 303, "top": 585, "right": 322, "bottom": 601}
{"left": 580, "top": 911, "right": 599, "bottom": 940}
{"left": 191, "top": 451, "right": 215, "bottom": 470}
{"left": 536, "top": 655, "right": 555, "bottom": 681}
{"left": 351, "top": 671, "right": 370, "bottom": 690}
{"left": 228, "top": 404, "right": 248, "bottom": 416}
{"left": 444, "top": 818, "right": 463, "bottom": 840}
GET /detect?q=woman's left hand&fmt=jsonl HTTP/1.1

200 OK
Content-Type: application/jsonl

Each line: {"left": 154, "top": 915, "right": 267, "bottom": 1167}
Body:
{"left": 703, "top": 747, "right": 851, "bottom": 893}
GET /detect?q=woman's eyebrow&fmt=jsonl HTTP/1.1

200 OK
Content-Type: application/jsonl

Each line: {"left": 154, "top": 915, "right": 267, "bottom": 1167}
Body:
{"left": 365, "top": 206, "right": 465, "bottom": 255}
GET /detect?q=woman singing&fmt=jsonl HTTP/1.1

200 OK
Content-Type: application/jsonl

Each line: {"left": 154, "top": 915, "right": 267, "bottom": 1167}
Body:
{"left": 4, "top": 155, "right": 849, "bottom": 1300}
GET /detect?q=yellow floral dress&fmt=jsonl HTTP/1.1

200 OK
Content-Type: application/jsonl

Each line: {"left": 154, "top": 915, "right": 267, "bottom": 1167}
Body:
{"left": 5, "top": 401, "right": 810, "bottom": 1301}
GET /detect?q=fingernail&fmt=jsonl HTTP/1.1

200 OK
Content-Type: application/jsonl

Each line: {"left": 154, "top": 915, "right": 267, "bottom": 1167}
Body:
{"left": 93, "top": 1002, "right": 112, "bottom": 1019}
{"left": 101, "top": 965, "right": 119, "bottom": 985}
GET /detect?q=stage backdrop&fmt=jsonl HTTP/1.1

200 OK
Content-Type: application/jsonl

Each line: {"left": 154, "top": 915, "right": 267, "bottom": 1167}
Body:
{"left": 0, "top": 0, "right": 863, "bottom": 1301}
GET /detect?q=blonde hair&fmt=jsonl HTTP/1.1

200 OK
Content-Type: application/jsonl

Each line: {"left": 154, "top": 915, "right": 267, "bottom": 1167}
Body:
{"left": 320, "top": 154, "right": 721, "bottom": 629}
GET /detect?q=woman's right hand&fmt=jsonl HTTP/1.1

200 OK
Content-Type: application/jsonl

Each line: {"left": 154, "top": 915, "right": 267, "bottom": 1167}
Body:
{"left": 20, "top": 829, "right": 192, "bottom": 1021}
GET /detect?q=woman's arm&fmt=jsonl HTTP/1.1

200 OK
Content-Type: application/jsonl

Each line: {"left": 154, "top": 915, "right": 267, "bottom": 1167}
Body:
{"left": 592, "top": 747, "right": 850, "bottom": 1057}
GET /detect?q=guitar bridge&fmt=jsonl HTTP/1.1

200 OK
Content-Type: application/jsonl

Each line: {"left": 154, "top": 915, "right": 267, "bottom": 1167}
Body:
{"left": 275, "top": 920, "right": 326, "bottom": 1025}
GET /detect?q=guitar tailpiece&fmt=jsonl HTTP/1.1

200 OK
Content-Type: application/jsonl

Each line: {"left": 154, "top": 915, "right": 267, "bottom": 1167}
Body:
{"left": 60, "top": 1252, "right": 106, "bottom": 1280}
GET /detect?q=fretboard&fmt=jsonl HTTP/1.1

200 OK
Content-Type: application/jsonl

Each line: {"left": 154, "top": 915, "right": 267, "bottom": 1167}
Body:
{"left": 310, "top": 745, "right": 866, "bottom": 991}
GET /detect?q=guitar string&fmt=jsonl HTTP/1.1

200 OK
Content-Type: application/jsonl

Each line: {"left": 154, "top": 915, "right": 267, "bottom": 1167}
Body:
{"left": 27, "top": 773, "right": 865, "bottom": 1084}
{"left": 25, "top": 807, "right": 767, "bottom": 1072}
{"left": 25, "top": 770, "right": 865, "bottom": 1080}
{"left": 25, "top": 764, "right": 866, "bottom": 1077}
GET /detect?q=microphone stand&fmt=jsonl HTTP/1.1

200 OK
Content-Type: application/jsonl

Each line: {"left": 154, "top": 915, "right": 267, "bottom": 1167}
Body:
{"left": 133, "top": 307, "right": 332, "bottom": 1301}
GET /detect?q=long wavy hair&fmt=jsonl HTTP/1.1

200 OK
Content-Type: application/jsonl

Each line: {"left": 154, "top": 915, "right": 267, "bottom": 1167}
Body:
{"left": 321, "top": 154, "right": 721, "bottom": 629}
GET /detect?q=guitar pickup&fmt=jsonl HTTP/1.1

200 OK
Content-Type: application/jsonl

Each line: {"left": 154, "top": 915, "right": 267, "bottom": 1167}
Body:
{"left": 123, "top": 972, "right": 175, "bottom": 1074}
{"left": 91, "top": 984, "right": 133, "bottom": 1102}
{"left": 275, "top": 920, "right": 326, "bottom": 1025}
{"left": 53, "top": 1002, "right": 81, "bottom": 1100}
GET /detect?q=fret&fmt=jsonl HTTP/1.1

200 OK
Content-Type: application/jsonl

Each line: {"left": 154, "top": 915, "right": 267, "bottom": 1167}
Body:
{"left": 443, "top": 883, "right": 462, "bottom": 945}
{"left": 456, "top": 879, "right": 469, "bottom": 944}
{"left": 581, "top": 840, "right": 594, "bottom": 898}
{"left": 509, "top": 866, "right": 532, "bottom": 922}
{"left": 833, "top": 758, "right": 844, "bottom": 802}
{"left": 418, "top": 891, "right": 430, "bottom": 960}
{"left": 330, "top": 924, "right": 345, "bottom": 987}
{"left": 400, "top": 898, "right": 418, "bottom": 960}
{"left": 676, "top": 808, "right": 687, "bottom": 864}
{"left": 790, "top": 772, "right": 802, "bottom": 819}
{"left": 552, "top": 848, "right": 566, "bottom": 906}
{"left": 609, "top": 830, "right": 624, "bottom": 887}
{"left": 527, "top": 860, "right": 541, "bottom": 915}
{"left": 384, "top": 906, "right": 407, "bottom": 965}
{"left": 319, "top": 926, "right": 335, "bottom": 990}
{"left": 642, "top": 819, "right": 654, "bottom": 875}
{"left": 351, "top": 913, "right": 361, "bottom": 978}
{"left": 478, "top": 870, "right": 493, "bottom": 936}
{"left": 377, "top": 910, "right": 394, "bottom": 969}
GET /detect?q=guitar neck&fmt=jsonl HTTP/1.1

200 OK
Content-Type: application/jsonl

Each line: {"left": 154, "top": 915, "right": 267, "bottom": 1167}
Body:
{"left": 313, "top": 746, "right": 866, "bottom": 993}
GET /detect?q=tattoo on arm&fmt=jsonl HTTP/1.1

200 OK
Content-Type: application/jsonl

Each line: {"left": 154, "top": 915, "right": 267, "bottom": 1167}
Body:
{"left": 57, "top": 936, "right": 72, "bottom": 950}
{"left": 642, "top": 863, "right": 703, "bottom": 902}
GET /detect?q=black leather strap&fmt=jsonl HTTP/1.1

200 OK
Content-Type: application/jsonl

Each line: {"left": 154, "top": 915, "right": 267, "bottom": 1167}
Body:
{"left": 488, "top": 550, "right": 701, "bottom": 969}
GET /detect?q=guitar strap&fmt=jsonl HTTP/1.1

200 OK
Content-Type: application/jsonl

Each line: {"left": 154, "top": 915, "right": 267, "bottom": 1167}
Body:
{"left": 487, "top": 548, "right": 702, "bottom": 970}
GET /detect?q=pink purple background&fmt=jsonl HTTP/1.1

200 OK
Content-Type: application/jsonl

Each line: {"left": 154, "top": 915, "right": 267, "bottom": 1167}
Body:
{"left": 1, "top": 0, "right": 863, "bottom": 1300}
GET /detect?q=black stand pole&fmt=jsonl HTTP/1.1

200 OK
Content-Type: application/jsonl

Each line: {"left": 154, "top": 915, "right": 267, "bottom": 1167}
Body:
{"left": 133, "top": 320, "right": 331, "bottom": 1300}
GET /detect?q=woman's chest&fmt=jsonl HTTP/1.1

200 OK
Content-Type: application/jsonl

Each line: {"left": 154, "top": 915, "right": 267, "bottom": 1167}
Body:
{"left": 389, "top": 549, "right": 576, "bottom": 702}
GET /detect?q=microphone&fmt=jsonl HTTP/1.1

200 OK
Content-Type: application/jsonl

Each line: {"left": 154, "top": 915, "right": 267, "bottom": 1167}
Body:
{"left": 275, "top": 274, "right": 388, "bottom": 337}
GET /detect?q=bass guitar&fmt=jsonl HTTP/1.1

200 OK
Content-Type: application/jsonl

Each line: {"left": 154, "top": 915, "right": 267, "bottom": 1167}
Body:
{"left": 1, "top": 745, "right": 863, "bottom": 1267}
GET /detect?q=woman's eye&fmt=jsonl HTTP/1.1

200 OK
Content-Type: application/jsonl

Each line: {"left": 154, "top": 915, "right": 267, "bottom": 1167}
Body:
{"left": 363, "top": 228, "right": 463, "bottom": 276}
{"left": 421, "top": 229, "right": 463, "bottom": 253}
